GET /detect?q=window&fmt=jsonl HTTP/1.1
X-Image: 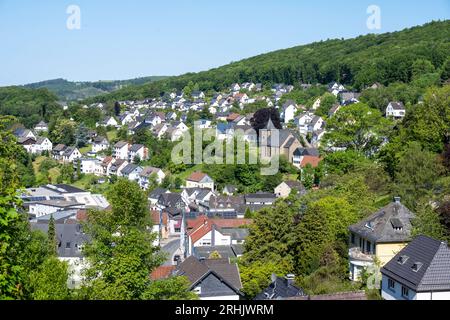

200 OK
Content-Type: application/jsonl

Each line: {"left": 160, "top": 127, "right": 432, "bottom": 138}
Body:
{"left": 388, "top": 278, "right": 395, "bottom": 292}
{"left": 402, "top": 286, "right": 409, "bottom": 299}
{"left": 351, "top": 233, "right": 355, "bottom": 244}
{"left": 66, "top": 242, "right": 71, "bottom": 249}
{"left": 366, "top": 241, "right": 372, "bottom": 254}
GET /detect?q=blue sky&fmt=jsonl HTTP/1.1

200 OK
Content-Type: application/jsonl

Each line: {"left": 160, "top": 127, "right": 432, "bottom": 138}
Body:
{"left": 0, "top": 0, "right": 448, "bottom": 86}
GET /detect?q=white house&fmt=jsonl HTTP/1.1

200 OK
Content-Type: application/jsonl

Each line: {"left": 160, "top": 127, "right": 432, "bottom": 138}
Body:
{"left": 62, "top": 147, "right": 82, "bottom": 163}
{"left": 386, "top": 102, "right": 406, "bottom": 119}
{"left": 186, "top": 172, "right": 215, "bottom": 191}
{"left": 113, "top": 141, "right": 129, "bottom": 160}
{"left": 139, "top": 167, "right": 166, "bottom": 189}
{"left": 77, "top": 158, "right": 101, "bottom": 175}
{"left": 281, "top": 100, "right": 297, "bottom": 124}
{"left": 381, "top": 235, "right": 450, "bottom": 300}
{"left": 92, "top": 136, "right": 109, "bottom": 153}
{"left": 128, "top": 144, "right": 148, "bottom": 162}
{"left": 97, "top": 116, "right": 118, "bottom": 128}
{"left": 121, "top": 164, "right": 143, "bottom": 182}
{"left": 34, "top": 121, "right": 49, "bottom": 133}
{"left": 295, "top": 112, "right": 314, "bottom": 135}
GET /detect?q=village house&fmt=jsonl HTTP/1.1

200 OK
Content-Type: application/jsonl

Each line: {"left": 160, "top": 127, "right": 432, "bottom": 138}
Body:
{"left": 348, "top": 197, "right": 415, "bottom": 281}
{"left": 386, "top": 102, "right": 406, "bottom": 119}
{"left": 97, "top": 116, "right": 118, "bottom": 128}
{"left": 255, "top": 274, "right": 306, "bottom": 300}
{"left": 121, "top": 163, "right": 143, "bottom": 182}
{"left": 274, "top": 181, "right": 307, "bottom": 199}
{"left": 34, "top": 121, "right": 49, "bottom": 133}
{"left": 113, "top": 141, "right": 129, "bottom": 160}
{"left": 109, "top": 159, "right": 129, "bottom": 177}
{"left": 186, "top": 172, "right": 215, "bottom": 191}
{"left": 92, "top": 136, "right": 109, "bottom": 153}
{"left": 281, "top": 100, "right": 297, "bottom": 124}
{"left": 139, "top": 166, "right": 166, "bottom": 189}
{"left": 128, "top": 144, "right": 149, "bottom": 162}
{"left": 62, "top": 147, "right": 82, "bottom": 163}
{"left": 292, "top": 148, "right": 321, "bottom": 169}
{"left": 174, "top": 256, "right": 243, "bottom": 300}
{"left": 381, "top": 235, "right": 450, "bottom": 300}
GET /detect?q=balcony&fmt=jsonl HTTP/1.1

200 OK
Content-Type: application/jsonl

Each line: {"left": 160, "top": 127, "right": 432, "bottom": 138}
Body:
{"left": 349, "top": 246, "right": 375, "bottom": 263}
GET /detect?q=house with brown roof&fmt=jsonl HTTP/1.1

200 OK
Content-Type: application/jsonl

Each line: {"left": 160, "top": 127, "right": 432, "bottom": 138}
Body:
{"left": 186, "top": 172, "right": 214, "bottom": 190}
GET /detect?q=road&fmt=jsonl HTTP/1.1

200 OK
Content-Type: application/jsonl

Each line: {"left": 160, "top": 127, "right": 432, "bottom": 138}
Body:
{"left": 161, "top": 238, "right": 181, "bottom": 266}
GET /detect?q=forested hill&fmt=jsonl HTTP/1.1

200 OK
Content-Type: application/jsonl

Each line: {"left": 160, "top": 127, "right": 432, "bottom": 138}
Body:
{"left": 23, "top": 76, "right": 169, "bottom": 102}
{"left": 86, "top": 20, "right": 450, "bottom": 103}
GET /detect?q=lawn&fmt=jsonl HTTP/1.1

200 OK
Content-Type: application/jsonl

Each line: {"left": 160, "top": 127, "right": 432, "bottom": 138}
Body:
{"left": 107, "top": 129, "right": 117, "bottom": 142}
{"left": 33, "top": 156, "right": 61, "bottom": 183}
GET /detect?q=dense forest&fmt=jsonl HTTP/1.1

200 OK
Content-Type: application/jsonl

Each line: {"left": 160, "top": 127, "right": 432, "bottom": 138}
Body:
{"left": 84, "top": 20, "right": 450, "bottom": 103}
{"left": 23, "top": 76, "right": 169, "bottom": 102}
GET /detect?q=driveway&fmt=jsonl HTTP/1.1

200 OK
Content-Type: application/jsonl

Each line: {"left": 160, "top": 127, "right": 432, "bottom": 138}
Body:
{"left": 161, "top": 239, "right": 181, "bottom": 266}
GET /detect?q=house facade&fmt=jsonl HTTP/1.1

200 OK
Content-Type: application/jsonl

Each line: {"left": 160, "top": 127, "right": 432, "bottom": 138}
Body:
{"left": 348, "top": 197, "right": 414, "bottom": 281}
{"left": 381, "top": 235, "right": 450, "bottom": 300}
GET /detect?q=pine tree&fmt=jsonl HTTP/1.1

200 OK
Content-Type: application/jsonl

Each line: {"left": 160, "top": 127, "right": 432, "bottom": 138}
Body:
{"left": 47, "top": 214, "right": 57, "bottom": 255}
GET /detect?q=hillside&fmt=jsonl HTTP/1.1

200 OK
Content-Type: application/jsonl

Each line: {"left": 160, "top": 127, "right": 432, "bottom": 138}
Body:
{"left": 23, "top": 76, "right": 169, "bottom": 101}
{"left": 86, "top": 20, "right": 450, "bottom": 103}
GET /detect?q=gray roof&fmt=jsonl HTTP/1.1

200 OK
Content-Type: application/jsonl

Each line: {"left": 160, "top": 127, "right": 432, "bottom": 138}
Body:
{"left": 389, "top": 102, "right": 405, "bottom": 110}
{"left": 42, "top": 184, "right": 86, "bottom": 194}
{"left": 114, "top": 141, "right": 128, "bottom": 148}
{"left": 31, "top": 222, "right": 88, "bottom": 258}
{"left": 222, "top": 228, "right": 249, "bottom": 241}
{"left": 254, "top": 276, "right": 306, "bottom": 300}
{"left": 129, "top": 144, "right": 144, "bottom": 152}
{"left": 245, "top": 193, "right": 277, "bottom": 203}
{"left": 121, "top": 164, "right": 141, "bottom": 175}
{"left": 149, "top": 188, "right": 168, "bottom": 199}
{"left": 381, "top": 235, "right": 450, "bottom": 292}
{"left": 158, "top": 193, "right": 184, "bottom": 208}
{"left": 349, "top": 199, "right": 414, "bottom": 244}
{"left": 175, "top": 256, "right": 242, "bottom": 292}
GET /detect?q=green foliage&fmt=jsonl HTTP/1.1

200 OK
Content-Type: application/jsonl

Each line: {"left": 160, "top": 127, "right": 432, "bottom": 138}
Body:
{"left": 394, "top": 142, "right": 444, "bottom": 209}
{"left": 412, "top": 202, "right": 449, "bottom": 241}
{"left": 27, "top": 257, "right": 70, "bottom": 300}
{"left": 85, "top": 21, "right": 450, "bottom": 104}
{"left": 322, "top": 103, "right": 392, "bottom": 156}
{"left": 0, "top": 87, "right": 60, "bottom": 128}
{"left": 50, "top": 119, "right": 76, "bottom": 146}
{"left": 239, "top": 260, "right": 289, "bottom": 299}
{"left": 142, "top": 277, "right": 198, "bottom": 300}
{"left": 295, "top": 196, "right": 359, "bottom": 275}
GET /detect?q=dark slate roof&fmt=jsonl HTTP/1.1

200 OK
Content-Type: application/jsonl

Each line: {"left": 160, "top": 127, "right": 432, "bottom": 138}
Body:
{"left": 389, "top": 102, "right": 405, "bottom": 110}
{"left": 129, "top": 144, "right": 144, "bottom": 152}
{"left": 349, "top": 199, "right": 415, "bottom": 243}
{"left": 254, "top": 276, "right": 306, "bottom": 300}
{"left": 121, "top": 164, "right": 141, "bottom": 175}
{"left": 245, "top": 193, "right": 277, "bottom": 203}
{"left": 149, "top": 188, "right": 168, "bottom": 199}
{"left": 231, "top": 244, "right": 244, "bottom": 256}
{"left": 31, "top": 222, "right": 88, "bottom": 258}
{"left": 294, "top": 147, "right": 320, "bottom": 157}
{"left": 43, "top": 184, "right": 86, "bottom": 194}
{"left": 204, "top": 259, "right": 243, "bottom": 290}
{"left": 175, "top": 256, "right": 242, "bottom": 292}
{"left": 158, "top": 193, "right": 184, "bottom": 208}
{"left": 381, "top": 235, "right": 450, "bottom": 292}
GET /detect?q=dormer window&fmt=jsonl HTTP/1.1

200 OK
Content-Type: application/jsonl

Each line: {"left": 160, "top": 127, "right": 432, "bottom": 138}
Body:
{"left": 412, "top": 262, "right": 423, "bottom": 272}
{"left": 397, "top": 255, "right": 409, "bottom": 265}
{"left": 391, "top": 218, "right": 403, "bottom": 231}
{"left": 365, "top": 221, "right": 374, "bottom": 230}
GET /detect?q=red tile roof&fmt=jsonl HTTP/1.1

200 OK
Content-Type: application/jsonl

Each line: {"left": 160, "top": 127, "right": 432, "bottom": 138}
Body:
{"left": 150, "top": 266, "right": 175, "bottom": 281}
{"left": 187, "top": 171, "right": 208, "bottom": 182}
{"left": 227, "top": 113, "right": 241, "bottom": 121}
{"left": 211, "top": 218, "right": 253, "bottom": 229}
{"left": 301, "top": 156, "right": 322, "bottom": 168}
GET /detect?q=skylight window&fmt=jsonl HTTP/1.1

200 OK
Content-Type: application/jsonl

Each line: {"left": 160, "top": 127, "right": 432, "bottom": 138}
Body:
{"left": 397, "top": 255, "right": 409, "bottom": 265}
{"left": 412, "top": 262, "right": 423, "bottom": 272}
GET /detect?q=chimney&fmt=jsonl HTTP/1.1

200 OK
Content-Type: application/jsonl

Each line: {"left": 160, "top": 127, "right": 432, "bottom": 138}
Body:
{"left": 285, "top": 274, "right": 296, "bottom": 286}
{"left": 394, "top": 197, "right": 401, "bottom": 204}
